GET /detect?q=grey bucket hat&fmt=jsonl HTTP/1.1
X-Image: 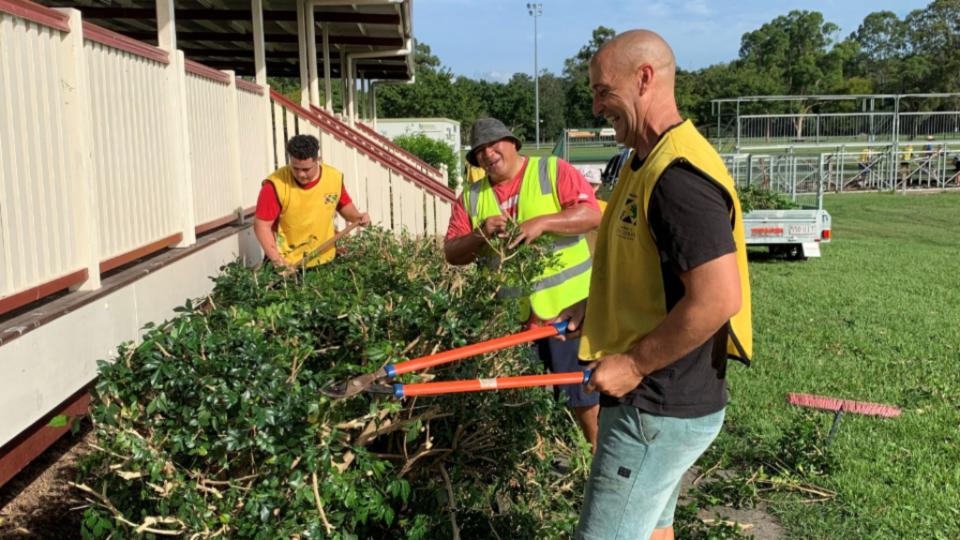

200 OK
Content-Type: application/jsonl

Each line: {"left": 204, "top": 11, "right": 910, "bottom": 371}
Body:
{"left": 467, "top": 118, "right": 522, "bottom": 167}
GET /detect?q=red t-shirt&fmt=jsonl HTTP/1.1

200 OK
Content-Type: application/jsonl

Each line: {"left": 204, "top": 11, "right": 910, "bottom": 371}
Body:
{"left": 255, "top": 173, "right": 352, "bottom": 227}
{"left": 445, "top": 157, "right": 600, "bottom": 240}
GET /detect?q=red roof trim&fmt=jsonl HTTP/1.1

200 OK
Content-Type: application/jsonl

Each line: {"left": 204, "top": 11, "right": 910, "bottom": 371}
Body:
{"left": 0, "top": 269, "right": 87, "bottom": 317}
{"left": 82, "top": 22, "right": 169, "bottom": 65}
{"left": 272, "top": 91, "right": 455, "bottom": 202}
{"left": 0, "top": 0, "right": 69, "bottom": 32}
{"left": 99, "top": 233, "right": 182, "bottom": 273}
{"left": 236, "top": 78, "right": 265, "bottom": 95}
{"left": 185, "top": 59, "right": 230, "bottom": 85}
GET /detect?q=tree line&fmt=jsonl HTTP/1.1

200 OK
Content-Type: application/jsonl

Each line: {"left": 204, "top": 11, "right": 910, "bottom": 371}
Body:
{"left": 376, "top": 0, "right": 960, "bottom": 145}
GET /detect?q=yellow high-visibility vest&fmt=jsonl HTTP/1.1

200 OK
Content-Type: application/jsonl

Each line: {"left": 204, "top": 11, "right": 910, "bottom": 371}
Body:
{"left": 463, "top": 157, "right": 592, "bottom": 320}
{"left": 579, "top": 120, "right": 752, "bottom": 363}
{"left": 265, "top": 164, "right": 343, "bottom": 267}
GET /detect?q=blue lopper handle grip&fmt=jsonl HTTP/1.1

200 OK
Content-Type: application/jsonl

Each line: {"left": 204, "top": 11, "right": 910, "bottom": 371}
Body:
{"left": 582, "top": 369, "right": 592, "bottom": 384}
{"left": 552, "top": 320, "right": 569, "bottom": 335}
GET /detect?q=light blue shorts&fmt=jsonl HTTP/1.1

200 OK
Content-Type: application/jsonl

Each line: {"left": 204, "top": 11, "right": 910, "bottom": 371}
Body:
{"left": 576, "top": 405, "right": 725, "bottom": 539}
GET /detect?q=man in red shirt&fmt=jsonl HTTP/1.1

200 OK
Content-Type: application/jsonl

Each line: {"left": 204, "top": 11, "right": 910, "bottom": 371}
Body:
{"left": 254, "top": 135, "right": 369, "bottom": 269}
{"left": 444, "top": 118, "right": 603, "bottom": 450}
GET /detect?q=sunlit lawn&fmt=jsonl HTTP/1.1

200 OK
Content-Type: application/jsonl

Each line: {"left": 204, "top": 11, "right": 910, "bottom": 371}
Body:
{"left": 717, "top": 191, "right": 960, "bottom": 538}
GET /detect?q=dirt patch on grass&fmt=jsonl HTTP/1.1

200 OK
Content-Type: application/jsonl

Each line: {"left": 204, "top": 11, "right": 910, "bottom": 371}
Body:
{"left": 680, "top": 469, "right": 786, "bottom": 539}
{"left": 0, "top": 422, "right": 93, "bottom": 539}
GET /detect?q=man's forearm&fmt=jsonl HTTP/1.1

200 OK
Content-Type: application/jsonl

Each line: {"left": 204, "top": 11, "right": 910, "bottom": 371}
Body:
{"left": 253, "top": 219, "right": 285, "bottom": 265}
{"left": 443, "top": 230, "right": 486, "bottom": 265}
{"left": 626, "top": 253, "right": 742, "bottom": 375}
{"left": 339, "top": 203, "right": 363, "bottom": 223}
{"left": 626, "top": 295, "right": 729, "bottom": 376}
{"left": 534, "top": 205, "right": 601, "bottom": 236}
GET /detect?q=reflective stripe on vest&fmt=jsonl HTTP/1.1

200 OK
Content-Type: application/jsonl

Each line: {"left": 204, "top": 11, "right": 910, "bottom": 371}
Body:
{"left": 462, "top": 156, "right": 592, "bottom": 320}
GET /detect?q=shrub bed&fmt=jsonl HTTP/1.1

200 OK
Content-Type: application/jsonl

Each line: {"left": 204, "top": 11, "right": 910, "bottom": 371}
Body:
{"left": 77, "top": 229, "right": 588, "bottom": 539}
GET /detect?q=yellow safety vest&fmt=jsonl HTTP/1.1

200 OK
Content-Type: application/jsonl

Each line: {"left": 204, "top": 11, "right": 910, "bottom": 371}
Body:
{"left": 463, "top": 157, "right": 593, "bottom": 320}
{"left": 586, "top": 200, "right": 607, "bottom": 256}
{"left": 465, "top": 165, "right": 487, "bottom": 184}
{"left": 579, "top": 120, "right": 753, "bottom": 363}
{"left": 265, "top": 164, "right": 343, "bottom": 267}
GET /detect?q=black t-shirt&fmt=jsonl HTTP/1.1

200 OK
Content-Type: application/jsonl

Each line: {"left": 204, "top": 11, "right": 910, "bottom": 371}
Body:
{"left": 599, "top": 153, "right": 736, "bottom": 417}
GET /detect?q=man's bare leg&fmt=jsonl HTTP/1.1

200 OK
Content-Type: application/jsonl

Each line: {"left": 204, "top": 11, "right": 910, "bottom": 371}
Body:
{"left": 649, "top": 526, "right": 674, "bottom": 540}
{"left": 573, "top": 404, "right": 599, "bottom": 453}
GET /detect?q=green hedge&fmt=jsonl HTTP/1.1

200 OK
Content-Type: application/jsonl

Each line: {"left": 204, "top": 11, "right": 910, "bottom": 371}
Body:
{"left": 77, "top": 229, "right": 587, "bottom": 539}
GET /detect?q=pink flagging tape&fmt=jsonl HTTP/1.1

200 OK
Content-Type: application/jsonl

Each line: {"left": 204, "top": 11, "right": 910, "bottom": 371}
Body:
{"left": 788, "top": 393, "right": 901, "bottom": 418}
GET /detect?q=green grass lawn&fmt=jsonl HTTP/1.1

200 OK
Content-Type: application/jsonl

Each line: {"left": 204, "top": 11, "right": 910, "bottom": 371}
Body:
{"left": 717, "top": 191, "right": 960, "bottom": 537}
{"left": 527, "top": 142, "right": 623, "bottom": 163}
{"left": 519, "top": 144, "right": 556, "bottom": 158}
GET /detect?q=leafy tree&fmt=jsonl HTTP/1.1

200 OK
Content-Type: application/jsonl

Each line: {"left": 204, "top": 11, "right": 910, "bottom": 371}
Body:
{"left": 392, "top": 133, "right": 460, "bottom": 189}
{"left": 903, "top": 0, "right": 960, "bottom": 94}
{"left": 562, "top": 26, "right": 616, "bottom": 128}
{"left": 738, "top": 10, "right": 844, "bottom": 97}
{"left": 377, "top": 43, "right": 479, "bottom": 128}
{"left": 850, "top": 11, "right": 907, "bottom": 92}
{"left": 538, "top": 72, "right": 567, "bottom": 143}
{"left": 503, "top": 73, "right": 536, "bottom": 141}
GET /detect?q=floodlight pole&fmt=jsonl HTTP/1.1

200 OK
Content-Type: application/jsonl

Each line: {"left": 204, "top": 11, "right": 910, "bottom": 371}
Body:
{"left": 527, "top": 3, "right": 542, "bottom": 148}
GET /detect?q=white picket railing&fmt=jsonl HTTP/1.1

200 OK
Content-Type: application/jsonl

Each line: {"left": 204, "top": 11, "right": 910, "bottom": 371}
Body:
{"left": 354, "top": 119, "right": 449, "bottom": 188}
{"left": 236, "top": 81, "right": 272, "bottom": 211}
{"left": 84, "top": 29, "right": 183, "bottom": 268}
{"left": 184, "top": 63, "right": 242, "bottom": 230}
{"left": 0, "top": 1, "right": 453, "bottom": 317}
{"left": 0, "top": 8, "right": 89, "bottom": 304}
{"left": 270, "top": 92, "right": 455, "bottom": 236}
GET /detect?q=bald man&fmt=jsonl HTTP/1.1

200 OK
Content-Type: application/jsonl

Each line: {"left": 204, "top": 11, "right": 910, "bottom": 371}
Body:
{"left": 555, "top": 30, "right": 753, "bottom": 539}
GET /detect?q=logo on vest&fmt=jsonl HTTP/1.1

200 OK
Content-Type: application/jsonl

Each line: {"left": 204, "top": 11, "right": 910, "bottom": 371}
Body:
{"left": 324, "top": 193, "right": 339, "bottom": 205}
{"left": 616, "top": 193, "right": 639, "bottom": 240}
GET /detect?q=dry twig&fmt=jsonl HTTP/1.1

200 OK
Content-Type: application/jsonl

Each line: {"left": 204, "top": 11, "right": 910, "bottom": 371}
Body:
{"left": 438, "top": 464, "right": 460, "bottom": 540}
{"left": 311, "top": 472, "right": 334, "bottom": 535}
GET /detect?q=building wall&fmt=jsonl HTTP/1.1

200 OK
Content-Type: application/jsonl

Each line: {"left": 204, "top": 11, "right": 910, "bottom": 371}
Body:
{"left": 376, "top": 118, "right": 463, "bottom": 184}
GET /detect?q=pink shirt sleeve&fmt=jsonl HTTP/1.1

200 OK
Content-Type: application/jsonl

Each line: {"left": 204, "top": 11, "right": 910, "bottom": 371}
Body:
{"left": 555, "top": 159, "right": 600, "bottom": 211}
{"left": 445, "top": 195, "right": 474, "bottom": 240}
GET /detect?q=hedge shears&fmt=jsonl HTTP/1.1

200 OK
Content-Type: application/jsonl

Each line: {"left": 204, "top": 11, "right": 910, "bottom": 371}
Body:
{"left": 321, "top": 321, "right": 591, "bottom": 399}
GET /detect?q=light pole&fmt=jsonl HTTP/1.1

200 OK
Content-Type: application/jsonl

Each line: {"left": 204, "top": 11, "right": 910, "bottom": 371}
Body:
{"left": 527, "top": 3, "right": 542, "bottom": 148}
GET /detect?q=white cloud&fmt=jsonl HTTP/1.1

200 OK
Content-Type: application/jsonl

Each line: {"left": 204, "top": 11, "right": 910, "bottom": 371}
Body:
{"left": 646, "top": 1, "right": 671, "bottom": 17}
{"left": 682, "top": 0, "right": 712, "bottom": 17}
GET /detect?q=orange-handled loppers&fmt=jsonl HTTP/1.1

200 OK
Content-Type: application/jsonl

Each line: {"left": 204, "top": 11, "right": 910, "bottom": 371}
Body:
{"left": 321, "top": 321, "right": 592, "bottom": 399}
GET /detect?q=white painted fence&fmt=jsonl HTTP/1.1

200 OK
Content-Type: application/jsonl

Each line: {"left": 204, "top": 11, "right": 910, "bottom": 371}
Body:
{"left": 271, "top": 93, "right": 455, "bottom": 236}
{"left": 185, "top": 62, "right": 242, "bottom": 231}
{"left": 0, "top": 9, "right": 89, "bottom": 304}
{"left": 236, "top": 82, "right": 272, "bottom": 210}
{"left": 84, "top": 30, "right": 182, "bottom": 267}
{"left": 0, "top": 2, "right": 270, "bottom": 314}
{"left": 0, "top": 1, "right": 453, "bottom": 318}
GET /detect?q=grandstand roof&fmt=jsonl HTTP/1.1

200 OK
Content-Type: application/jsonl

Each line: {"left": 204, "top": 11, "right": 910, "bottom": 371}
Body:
{"left": 38, "top": 0, "right": 415, "bottom": 80}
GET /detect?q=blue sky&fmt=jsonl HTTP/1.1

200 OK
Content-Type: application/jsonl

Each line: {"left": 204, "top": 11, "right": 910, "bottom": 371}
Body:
{"left": 412, "top": 0, "right": 931, "bottom": 82}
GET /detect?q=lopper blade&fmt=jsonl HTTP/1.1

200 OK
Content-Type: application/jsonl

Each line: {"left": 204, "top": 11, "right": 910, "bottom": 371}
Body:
{"left": 320, "top": 368, "right": 387, "bottom": 399}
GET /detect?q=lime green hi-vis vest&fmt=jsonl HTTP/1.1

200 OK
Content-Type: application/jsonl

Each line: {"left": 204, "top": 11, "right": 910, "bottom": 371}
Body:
{"left": 463, "top": 156, "right": 592, "bottom": 320}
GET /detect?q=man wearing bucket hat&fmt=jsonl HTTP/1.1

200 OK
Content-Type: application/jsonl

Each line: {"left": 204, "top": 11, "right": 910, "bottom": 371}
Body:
{"left": 444, "top": 117, "right": 603, "bottom": 451}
